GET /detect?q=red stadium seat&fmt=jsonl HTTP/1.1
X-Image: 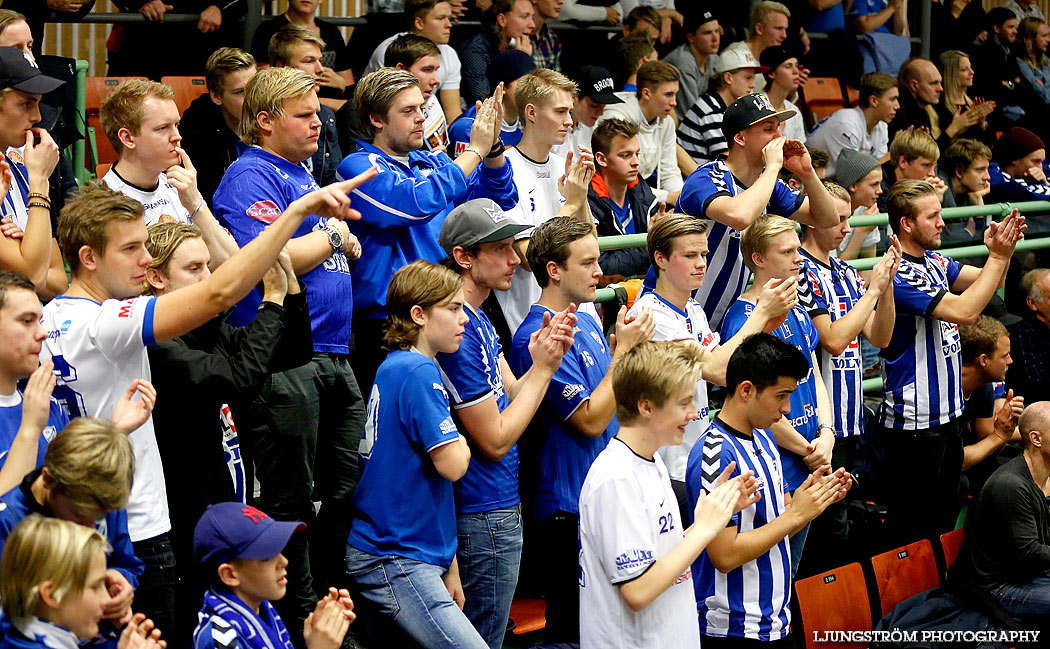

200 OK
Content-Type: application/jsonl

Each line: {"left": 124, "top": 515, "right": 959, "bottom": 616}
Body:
{"left": 508, "top": 598, "right": 545, "bottom": 635}
{"left": 871, "top": 539, "right": 940, "bottom": 617}
{"left": 85, "top": 76, "right": 147, "bottom": 166}
{"left": 161, "top": 76, "right": 209, "bottom": 115}
{"left": 95, "top": 163, "right": 111, "bottom": 179}
{"left": 795, "top": 563, "right": 872, "bottom": 649}
{"left": 846, "top": 84, "right": 860, "bottom": 107}
{"left": 940, "top": 528, "right": 964, "bottom": 574}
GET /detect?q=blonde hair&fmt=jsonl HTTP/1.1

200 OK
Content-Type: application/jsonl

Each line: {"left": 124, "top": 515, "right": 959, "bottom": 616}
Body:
{"left": 889, "top": 127, "right": 940, "bottom": 164}
{"left": 0, "top": 9, "right": 27, "bottom": 37}
{"left": 515, "top": 69, "right": 578, "bottom": 129}
{"left": 205, "top": 47, "right": 256, "bottom": 95}
{"left": 144, "top": 222, "right": 203, "bottom": 295}
{"left": 1020, "top": 17, "right": 1049, "bottom": 68}
{"left": 822, "top": 179, "right": 851, "bottom": 203}
{"left": 752, "top": 1, "right": 790, "bottom": 29}
{"left": 353, "top": 68, "right": 420, "bottom": 138}
{"left": 99, "top": 80, "right": 176, "bottom": 155}
{"left": 240, "top": 66, "right": 317, "bottom": 146}
{"left": 939, "top": 50, "right": 973, "bottom": 116}
{"left": 44, "top": 417, "right": 134, "bottom": 515}
{"left": 613, "top": 341, "right": 703, "bottom": 424}
{"left": 740, "top": 213, "right": 799, "bottom": 272}
{"left": 384, "top": 260, "right": 463, "bottom": 349}
{"left": 0, "top": 515, "right": 111, "bottom": 623}
{"left": 646, "top": 214, "right": 708, "bottom": 276}
{"left": 58, "top": 182, "right": 145, "bottom": 275}
{"left": 268, "top": 23, "right": 326, "bottom": 66}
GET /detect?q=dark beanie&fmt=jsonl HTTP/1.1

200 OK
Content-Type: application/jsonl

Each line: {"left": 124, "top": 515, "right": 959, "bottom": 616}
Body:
{"left": 993, "top": 127, "right": 1045, "bottom": 165}
{"left": 834, "top": 148, "right": 881, "bottom": 189}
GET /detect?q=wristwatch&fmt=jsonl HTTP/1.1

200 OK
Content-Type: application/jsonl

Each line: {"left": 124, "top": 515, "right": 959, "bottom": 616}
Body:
{"left": 322, "top": 223, "right": 343, "bottom": 252}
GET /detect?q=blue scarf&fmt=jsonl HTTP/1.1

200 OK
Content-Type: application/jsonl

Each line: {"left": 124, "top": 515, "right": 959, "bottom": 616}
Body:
{"left": 194, "top": 588, "right": 293, "bottom": 649}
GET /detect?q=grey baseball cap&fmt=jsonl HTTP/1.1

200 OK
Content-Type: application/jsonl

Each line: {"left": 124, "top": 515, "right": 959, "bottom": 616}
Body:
{"left": 439, "top": 199, "right": 530, "bottom": 253}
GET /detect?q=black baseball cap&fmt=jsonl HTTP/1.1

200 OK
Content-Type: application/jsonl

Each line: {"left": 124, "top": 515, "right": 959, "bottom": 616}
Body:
{"left": 570, "top": 65, "right": 623, "bottom": 105}
{"left": 488, "top": 50, "right": 537, "bottom": 87}
{"left": 759, "top": 45, "right": 799, "bottom": 79}
{"left": 0, "top": 47, "right": 64, "bottom": 94}
{"left": 721, "top": 93, "right": 797, "bottom": 141}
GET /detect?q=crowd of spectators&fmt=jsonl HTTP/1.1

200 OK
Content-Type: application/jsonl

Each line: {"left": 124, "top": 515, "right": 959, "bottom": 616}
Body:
{"left": 0, "top": 0, "right": 1049, "bottom": 648}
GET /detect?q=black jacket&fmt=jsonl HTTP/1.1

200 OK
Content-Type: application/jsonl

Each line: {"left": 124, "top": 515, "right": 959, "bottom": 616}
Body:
{"left": 588, "top": 173, "right": 658, "bottom": 278}
{"left": 961, "top": 454, "right": 1050, "bottom": 591}
{"left": 179, "top": 93, "right": 242, "bottom": 208}
{"left": 147, "top": 292, "right": 312, "bottom": 573}
{"left": 888, "top": 89, "right": 952, "bottom": 154}
{"left": 311, "top": 104, "right": 343, "bottom": 187}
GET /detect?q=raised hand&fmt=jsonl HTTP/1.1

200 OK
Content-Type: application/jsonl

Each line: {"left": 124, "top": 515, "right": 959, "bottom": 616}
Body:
{"left": 291, "top": 166, "right": 379, "bottom": 221}
{"left": 761, "top": 136, "right": 787, "bottom": 171}
{"left": 781, "top": 139, "right": 813, "bottom": 176}
{"left": 693, "top": 475, "right": 741, "bottom": 532}
{"left": 20, "top": 360, "right": 56, "bottom": 435}
{"left": 611, "top": 305, "right": 655, "bottom": 356}
{"left": 993, "top": 390, "right": 1024, "bottom": 441}
{"left": 0, "top": 155, "right": 12, "bottom": 207}
{"left": 23, "top": 128, "right": 60, "bottom": 185}
{"left": 166, "top": 147, "right": 203, "bottom": 213}
{"left": 558, "top": 148, "right": 596, "bottom": 208}
{"left": 755, "top": 276, "right": 797, "bottom": 322}
{"left": 714, "top": 461, "right": 762, "bottom": 513}
{"left": 528, "top": 304, "right": 577, "bottom": 372}
{"left": 303, "top": 591, "right": 352, "bottom": 649}
{"left": 118, "top": 614, "right": 166, "bottom": 649}
{"left": 103, "top": 569, "right": 134, "bottom": 624}
{"left": 111, "top": 379, "right": 157, "bottom": 433}
{"left": 869, "top": 235, "right": 902, "bottom": 296}
{"left": 985, "top": 209, "right": 1025, "bottom": 259}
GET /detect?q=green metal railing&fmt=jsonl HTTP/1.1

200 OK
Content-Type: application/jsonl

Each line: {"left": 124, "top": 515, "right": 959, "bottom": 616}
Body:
{"left": 593, "top": 201, "right": 1050, "bottom": 393}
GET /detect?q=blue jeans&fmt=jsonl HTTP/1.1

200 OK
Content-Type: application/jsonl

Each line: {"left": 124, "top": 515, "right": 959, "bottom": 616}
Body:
{"left": 994, "top": 574, "right": 1050, "bottom": 627}
{"left": 345, "top": 546, "right": 488, "bottom": 649}
{"left": 788, "top": 520, "right": 811, "bottom": 580}
{"left": 456, "top": 505, "right": 523, "bottom": 649}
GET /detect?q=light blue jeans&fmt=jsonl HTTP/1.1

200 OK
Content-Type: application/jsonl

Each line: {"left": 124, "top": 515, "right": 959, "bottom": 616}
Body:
{"left": 456, "top": 505, "right": 523, "bottom": 649}
{"left": 345, "top": 546, "right": 488, "bottom": 649}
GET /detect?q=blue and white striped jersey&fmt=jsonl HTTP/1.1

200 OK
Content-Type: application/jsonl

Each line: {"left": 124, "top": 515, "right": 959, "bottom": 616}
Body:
{"left": 676, "top": 160, "right": 804, "bottom": 329}
{"left": 799, "top": 249, "right": 867, "bottom": 437}
{"left": 436, "top": 301, "right": 520, "bottom": 514}
{"left": 722, "top": 298, "right": 819, "bottom": 491}
{"left": 686, "top": 418, "right": 791, "bottom": 641}
{"left": 879, "top": 252, "right": 964, "bottom": 430}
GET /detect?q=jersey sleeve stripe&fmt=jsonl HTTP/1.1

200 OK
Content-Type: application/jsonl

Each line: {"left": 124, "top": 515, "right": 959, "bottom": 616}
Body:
{"left": 141, "top": 297, "right": 157, "bottom": 347}
{"left": 350, "top": 187, "right": 432, "bottom": 221}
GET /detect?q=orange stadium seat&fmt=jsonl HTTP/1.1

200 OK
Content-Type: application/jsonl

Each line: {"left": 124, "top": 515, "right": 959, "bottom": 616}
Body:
{"left": 802, "top": 77, "right": 845, "bottom": 127}
{"left": 795, "top": 563, "right": 872, "bottom": 649}
{"left": 508, "top": 598, "right": 545, "bottom": 635}
{"left": 846, "top": 84, "right": 860, "bottom": 107}
{"left": 161, "top": 76, "right": 209, "bottom": 114}
{"left": 871, "top": 539, "right": 940, "bottom": 618}
{"left": 95, "top": 163, "right": 111, "bottom": 179}
{"left": 940, "top": 528, "right": 964, "bottom": 574}
{"left": 85, "top": 76, "right": 147, "bottom": 166}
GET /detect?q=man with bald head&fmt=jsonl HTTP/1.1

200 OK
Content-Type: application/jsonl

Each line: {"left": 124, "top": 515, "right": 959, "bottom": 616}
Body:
{"left": 1006, "top": 268, "right": 1050, "bottom": 404}
{"left": 888, "top": 58, "right": 952, "bottom": 152}
{"left": 961, "top": 400, "right": 1050, "bottom": 636}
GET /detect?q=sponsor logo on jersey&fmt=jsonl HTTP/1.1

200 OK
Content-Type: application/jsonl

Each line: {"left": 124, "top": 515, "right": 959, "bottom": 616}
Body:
{"left": 60, "top": 320, "right": 71, "bottom": 334}
{"left": 159, "top": 214, "right": 177, "bottom": 223}
{"left": 141, "top": 197, "right": 174, "bottom": 211}
{"left": 247, "top": 200, "right": 282, "bottom": 223}
{"left": 537, "top": 171, "right": 551, "bottom": 179}
{"left": 455, "top": 141, "right": 467, "bottom": 156}
{"left": 6, "top": 150, "right": 24, "bottom": 166}
{"left": 615, "top": 548, "right": 654, "bottom": 572}
{"left": 589, "top": 331, "right": 604, "bottom": 346}
{"left": 701, "top": 332, "right": 716, "bottom": 347}
{"left": 562, "top": 383, "right": 584, "bottom": 400}
{"left": 118, "top": 301, "right": 134, "bottom": 318}
{"left": 439, "top": 417, "right": 457, "bottom": 434}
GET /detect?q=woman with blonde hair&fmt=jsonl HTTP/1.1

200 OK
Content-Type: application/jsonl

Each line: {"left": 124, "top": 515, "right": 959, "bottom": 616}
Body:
{"left": 937, "top": 49, "right": 995, "bottom": 144}
{"left": 1017, "top": 16, "right": 1050, "bottom": 105}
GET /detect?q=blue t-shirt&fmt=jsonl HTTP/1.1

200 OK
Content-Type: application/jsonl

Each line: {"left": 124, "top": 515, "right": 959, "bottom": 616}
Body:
{"left": 435, "top": 302, "right": 520, "bottom": 513}
{"left": 348, "top": 350, "right": 462, "bottom": 567}
{"left": 214, "top": 147, "right": 353, "bottom": 352}
{"left": 0, "top": 393, "right": 67, "bottom": 468}
{"left": 611, "top": 198, "right": 634, "bottom": 235}
{"left": 808, "top": 5, "right": 846, "bottom": 31}
{"left": 446, "top": 105, "right": 524, "bottom": 158}
{"left": 509, "top": 306, "right": 616, "bottom": 521}
{"left": 722, "top": 298, "right": 819, "bottom": 491}
{"left": 847, "top": 0, "right": 893, "bottom": 33}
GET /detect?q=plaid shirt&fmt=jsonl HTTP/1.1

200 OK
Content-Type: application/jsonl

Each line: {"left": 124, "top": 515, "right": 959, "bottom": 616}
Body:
{"left": 1006, "top": 315, "right": 1050, "bottom": 404}
{"left": 531, "top": 22, "right": 562, "bottom": 72}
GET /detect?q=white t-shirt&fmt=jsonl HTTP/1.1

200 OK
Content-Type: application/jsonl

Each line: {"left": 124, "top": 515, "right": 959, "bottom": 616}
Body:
{"left": 39, "top": 295, "right": 170, "bottom": 542}
{"left": 579, "top": 438, "right": 699, "bottom": 649}
{"left": 806, "top": 106, "right": 889, "bottom": 177}
{"left": 497, "top": 147, "right": 567, "bottom": 334}
{"left": 838, "top": 204, "right": 882, "bottom": 254}
{"left": 364, "top": 32, "right": 462, "bottom": 92}
{"left": 423, "top": 91, "right": 449, "bottom": 152}
{"left": 628, "top": 291, "right": 719, "bottom": 480}
{"left": 102, "top": 169, "right": 192, "bottom": 226}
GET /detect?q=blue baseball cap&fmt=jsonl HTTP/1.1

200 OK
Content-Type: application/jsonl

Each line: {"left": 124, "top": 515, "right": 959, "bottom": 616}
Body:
{"left": 193, "top": 503, "right": 305, "bottom": 566}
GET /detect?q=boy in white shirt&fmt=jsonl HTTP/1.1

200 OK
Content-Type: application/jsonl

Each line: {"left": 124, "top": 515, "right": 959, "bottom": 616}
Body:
{"left": 579, "top": 339, "right": 755, "bottom": 649}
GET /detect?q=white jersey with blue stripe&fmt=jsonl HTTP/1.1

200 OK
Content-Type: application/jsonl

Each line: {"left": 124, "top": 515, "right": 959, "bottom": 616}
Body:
{"left": 799, "top": 249, "right": 867, "bottom": 437}
{"left": 628, "top": 290, "right": 720, "bottom": 480}
{"left": 685, "top": 418, "right": 791, "bottom": 641}
{"left": 879, "top": 251, "right": 964, "bottom": 430}
{"left": 676, "top": 160, "right": 803, "bottom": 329}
